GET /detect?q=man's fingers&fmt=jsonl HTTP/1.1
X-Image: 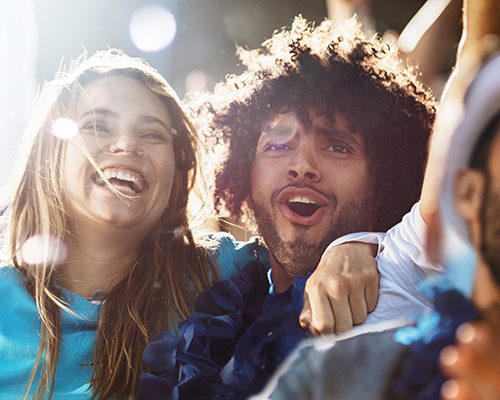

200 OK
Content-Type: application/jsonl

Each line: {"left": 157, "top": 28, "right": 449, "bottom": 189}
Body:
{"left": 331, "top": 296, "right": 353, "bottom": 334}
{"left": 441, "top": 338, "right": 500, "bottom": 400}
{"left": 441, "top": 379, "right": 482, "bottom": 400}
{"left": 304, "top": 285, "right": 336, "bottom": 335}
{"left": 299, "top": 295, "right": 312, "bottom": 329}
{"left": 454, "top": 324, "right": 500, "bottom": 393}
{"left": 364, "top": 279, "right": 379, "bottom": 312}
{"left": 349, "top": 288, "right": 368, "bottom": 325}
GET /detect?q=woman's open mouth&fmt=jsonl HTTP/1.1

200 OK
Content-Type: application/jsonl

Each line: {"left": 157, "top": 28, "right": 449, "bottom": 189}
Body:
{"left": 93, "top": 168, "right": 146, "bottom": 195}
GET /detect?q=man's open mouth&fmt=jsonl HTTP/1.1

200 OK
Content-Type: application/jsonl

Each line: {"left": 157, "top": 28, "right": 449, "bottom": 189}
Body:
{"left": 93, "top": 168, "right": 146, "bottom": 195}
{"left": 286, "top": 195, "right": 322, "bottom": 217}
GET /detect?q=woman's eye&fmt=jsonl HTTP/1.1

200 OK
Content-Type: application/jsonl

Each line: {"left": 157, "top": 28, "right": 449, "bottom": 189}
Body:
{"left": 142, "top": 131, "right": 167, "bottom": 142}
{"left": 81, "top": 121, "right": 110, "bottom": 135}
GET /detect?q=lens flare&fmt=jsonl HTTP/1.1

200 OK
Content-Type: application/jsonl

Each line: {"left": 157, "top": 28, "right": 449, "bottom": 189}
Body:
{"left": 185, "top": 70, "right": 210, "bottom": 93}
{"left": 129, "top": 5, "right": 176, "bottom": 52}
{"left": 20, "top": 235, "right": 68, "bottom": 266}
{"left": 52, "top": 118, "right": 78, "bottom": 139}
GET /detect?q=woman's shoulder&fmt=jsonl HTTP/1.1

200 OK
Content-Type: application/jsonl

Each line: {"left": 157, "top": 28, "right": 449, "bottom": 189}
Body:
{"left": 0, "top": 266, "right": 31, "bottom": 300}
{"left": 0, "top": 266, "right": 37, "bottom": 322}
{"left": 0, "top": 265, "right": 25, "bottom": 285}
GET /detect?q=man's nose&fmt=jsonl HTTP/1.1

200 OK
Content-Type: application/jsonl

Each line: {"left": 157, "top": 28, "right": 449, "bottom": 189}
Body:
{"left": 286, "top": 146, "right": 320, "bottom": 182}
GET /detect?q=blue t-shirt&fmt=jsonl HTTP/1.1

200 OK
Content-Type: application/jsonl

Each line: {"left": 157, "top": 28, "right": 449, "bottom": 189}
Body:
{"left": 0, "top": 233, "right": 268, "bottom": 399}
{"left": 0, "top": 266, "right": 98, "bottom": 399}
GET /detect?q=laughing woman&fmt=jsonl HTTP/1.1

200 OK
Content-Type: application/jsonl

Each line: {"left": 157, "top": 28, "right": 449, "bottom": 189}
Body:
{"left": 0, "top": 49, "right": 244, "bottom": 399}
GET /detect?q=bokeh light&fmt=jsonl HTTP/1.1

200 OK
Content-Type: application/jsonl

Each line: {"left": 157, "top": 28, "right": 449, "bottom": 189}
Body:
{"left": 185, "top": 70, "right": 210, "bottom": 93}
{"left": 52, "top": 118, "right": 78, "bottom": 139}
{"left": 20, "top": 235, "right": 68, "bottom": 266}
{"left": 129, "top": 5, "right": 176, "bottom": 52}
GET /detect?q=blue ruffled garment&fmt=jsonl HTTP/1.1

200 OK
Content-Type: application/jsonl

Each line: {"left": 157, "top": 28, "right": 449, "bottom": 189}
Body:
{"left": 392, "top": 283, "right": 479, "bottom": 400}
{"left": 140, "top": 259, "right": 309, "bottom": 399}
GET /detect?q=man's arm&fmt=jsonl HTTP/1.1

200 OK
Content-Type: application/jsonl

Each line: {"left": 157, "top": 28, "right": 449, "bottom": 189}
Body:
{"left": 420, "top": 0, "right": 500, "bottom": 225}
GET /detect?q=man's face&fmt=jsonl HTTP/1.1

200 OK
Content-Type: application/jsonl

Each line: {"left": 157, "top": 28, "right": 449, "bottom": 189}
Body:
{"left": 249, "top": 109, "right": 376, "bottom": 277}
{"left": 480, "top": 124, "right": 500, "bottom": 286}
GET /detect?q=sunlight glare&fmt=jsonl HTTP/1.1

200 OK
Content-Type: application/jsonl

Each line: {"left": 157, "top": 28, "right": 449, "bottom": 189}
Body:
{"left": 52, "top": 118, "right": 78, "bottom": 139}
{"left": 20, "top": 235, "right": 68, "bottom": 266}
{"left": 129, "top": 5, "right": 177, "bottom": 52}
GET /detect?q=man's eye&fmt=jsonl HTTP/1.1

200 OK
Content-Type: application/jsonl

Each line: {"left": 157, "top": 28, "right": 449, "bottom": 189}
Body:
{"left": 326, "top": 144, "right": 351, "bottom": 153}
{"left": 264, "top": 143, "right": 289, "bottom": 152}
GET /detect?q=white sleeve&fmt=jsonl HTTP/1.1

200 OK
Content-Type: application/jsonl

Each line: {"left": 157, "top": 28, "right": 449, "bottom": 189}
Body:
{"left": 381, "top": 201, "right": 443, "bottom": 274}
{"left": 365, "top": 202, "right": 444, "bottom": 324}
{"left": 322, "top": 231, "right": 386, "bottom": 258}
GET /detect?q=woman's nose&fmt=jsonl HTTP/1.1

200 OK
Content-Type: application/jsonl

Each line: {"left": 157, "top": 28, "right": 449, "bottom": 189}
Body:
{"left": 108, "top": 132, "right": 140, "bottom": 155}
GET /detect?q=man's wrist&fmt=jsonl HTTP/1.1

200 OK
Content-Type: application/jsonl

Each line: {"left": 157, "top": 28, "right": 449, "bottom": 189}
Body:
{"left": 323, "top": 232, "right": 386, "bottom": 259}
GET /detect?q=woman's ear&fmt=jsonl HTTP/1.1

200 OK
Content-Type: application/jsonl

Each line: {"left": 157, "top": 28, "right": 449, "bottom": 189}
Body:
{"left": 454, "top": 168, "right": 486, "bottom": 222}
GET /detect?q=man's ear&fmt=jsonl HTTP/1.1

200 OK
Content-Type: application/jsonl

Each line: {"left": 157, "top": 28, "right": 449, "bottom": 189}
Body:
{"left": 454, "top": 168, "right": 486, "bottom": 221}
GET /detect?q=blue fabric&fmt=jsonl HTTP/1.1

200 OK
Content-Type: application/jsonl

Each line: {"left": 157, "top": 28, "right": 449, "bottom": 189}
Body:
{"left": 0, "top": 235, "right": 265, "bottom": 399}
{"left": 0, "top": 266, "right": 99, "bottom": 399}
{"left": 204, "top": 232, "right": 270, "bottom": 281}
{"left": 140, "top": 259, "right": 309, "bottom": 399}
{"left": 392, "top": 284, "right": 479, "bottom": 400}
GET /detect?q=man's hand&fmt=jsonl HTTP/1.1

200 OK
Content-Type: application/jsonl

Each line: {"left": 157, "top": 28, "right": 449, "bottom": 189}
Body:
{"left": 440, "top": 305, "right": 500, "bottom": 399}
{"left": 299, "top": 242, "right": 379, "bottom": 335}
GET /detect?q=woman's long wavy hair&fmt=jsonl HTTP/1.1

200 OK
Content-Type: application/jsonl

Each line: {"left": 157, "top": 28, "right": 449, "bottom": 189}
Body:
{"left": 0, "top": 49, "right": 216, "bottom": 399}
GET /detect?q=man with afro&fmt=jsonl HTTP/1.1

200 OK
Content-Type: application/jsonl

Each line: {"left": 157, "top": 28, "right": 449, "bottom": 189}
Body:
{"left": 197, "top": 16, "right": 436, "bottom": 330}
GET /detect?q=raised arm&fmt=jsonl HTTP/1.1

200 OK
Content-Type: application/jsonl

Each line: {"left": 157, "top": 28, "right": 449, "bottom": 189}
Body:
{"left": 420, "top": 0, "right": 500, "bottom": 225}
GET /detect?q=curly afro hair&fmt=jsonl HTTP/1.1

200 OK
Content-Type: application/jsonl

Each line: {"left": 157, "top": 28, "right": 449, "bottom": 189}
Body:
{"left": 194, "top": 16, "right": 436, "bottom": 232}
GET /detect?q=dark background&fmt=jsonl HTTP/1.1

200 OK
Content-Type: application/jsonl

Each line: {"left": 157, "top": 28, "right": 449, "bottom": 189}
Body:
{"left": 34, "top": 0, "right": 329, "bottom": 96}
{"left": 0, "top": 0, "right": 459, "bottom": 186}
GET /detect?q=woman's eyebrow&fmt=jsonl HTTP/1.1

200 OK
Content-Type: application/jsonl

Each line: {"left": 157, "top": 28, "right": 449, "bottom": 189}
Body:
{"left": 78, "top": 110, "right": 170, "bottom": 132}
{"left": 79, "top": 108, "right": 117, "bottom": 119}
{"left": 138, "top": 115, "right": 170, "bottom": 131}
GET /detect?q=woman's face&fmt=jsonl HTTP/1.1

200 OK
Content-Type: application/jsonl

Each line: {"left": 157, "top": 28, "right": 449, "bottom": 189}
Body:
{"left": 62, "top": 74, "right": 176, "bottom": 238}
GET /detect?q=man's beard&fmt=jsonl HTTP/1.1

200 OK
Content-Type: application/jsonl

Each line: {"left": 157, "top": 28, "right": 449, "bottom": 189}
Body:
{"left": 481, "top": 188, "right": 500, "bottom": 287}
{"left": 250, "top": 195, "right": 376, "bottom": 279}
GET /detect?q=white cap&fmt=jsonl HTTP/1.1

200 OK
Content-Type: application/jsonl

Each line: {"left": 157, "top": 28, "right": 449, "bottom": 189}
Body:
{"left": 440, "top": 53, "right": 500, "bottom": 295}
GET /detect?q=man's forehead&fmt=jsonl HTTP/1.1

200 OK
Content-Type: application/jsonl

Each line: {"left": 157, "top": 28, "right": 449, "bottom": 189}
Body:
{"left": 260, "top": 109, "right": 363, "bottom": 144}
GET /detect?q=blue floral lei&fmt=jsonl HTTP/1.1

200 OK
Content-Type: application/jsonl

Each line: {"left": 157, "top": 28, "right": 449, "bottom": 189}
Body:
{"left": 140, "top": 259, "right": 309, "bottom": 399}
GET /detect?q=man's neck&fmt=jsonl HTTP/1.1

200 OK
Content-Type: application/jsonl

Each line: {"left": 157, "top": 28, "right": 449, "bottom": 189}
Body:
{"left": 269, "top": 253, "right": 294, "bottom": 293}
